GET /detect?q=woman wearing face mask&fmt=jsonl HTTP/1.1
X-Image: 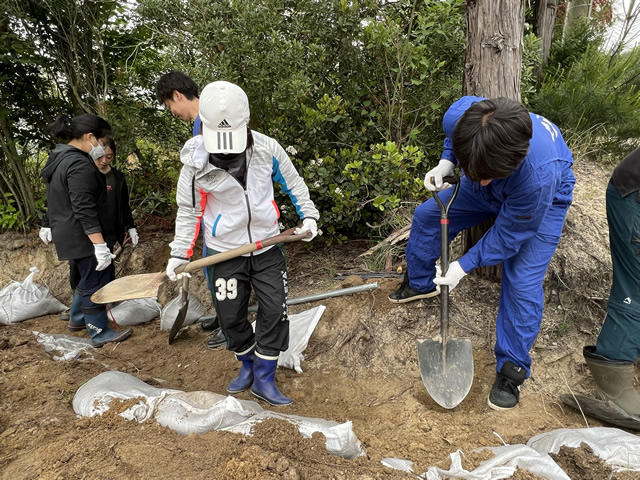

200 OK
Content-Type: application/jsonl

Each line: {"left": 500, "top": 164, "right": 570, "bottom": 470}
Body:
{"left": 41, "top": 114, "right": 132, "bottom": 347}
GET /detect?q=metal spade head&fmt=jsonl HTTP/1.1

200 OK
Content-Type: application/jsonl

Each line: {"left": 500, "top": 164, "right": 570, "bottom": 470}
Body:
{"left": 168, "top": 277, "right": 190, "bottom": 345}
{"left": 417, "top": 336, "right": 474, "bottom": 409}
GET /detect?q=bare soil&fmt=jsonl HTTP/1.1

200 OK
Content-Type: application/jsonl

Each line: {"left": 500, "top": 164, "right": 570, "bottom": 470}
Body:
{"left": 1, "top": 158, "right": 639, "bottom": 479}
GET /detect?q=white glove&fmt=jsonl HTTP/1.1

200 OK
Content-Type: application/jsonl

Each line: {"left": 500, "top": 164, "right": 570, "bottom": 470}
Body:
{"left": 433, "top": 261, "right": 467, "bottom": 292}
{"left": 294, "top": 218, "right": 318, "bottom": 242}
{"left": 128, "top": 228, "right": 139, "bottom": 246}
{"left": 424, "top": 159, "right": 455, "bottom": 191}
{"left": 94, "top": 243, "right": 116, "bottom": 271}
{"left": 166, "top": 257, "right": 190, "bottom": 281}
{"left": 39, "top": 227, "right": 52, "bottom": 245}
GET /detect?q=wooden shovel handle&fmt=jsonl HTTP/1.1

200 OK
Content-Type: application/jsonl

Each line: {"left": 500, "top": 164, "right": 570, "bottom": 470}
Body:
{"left": 174, "top": 228, "right": 312, "bottom": 275}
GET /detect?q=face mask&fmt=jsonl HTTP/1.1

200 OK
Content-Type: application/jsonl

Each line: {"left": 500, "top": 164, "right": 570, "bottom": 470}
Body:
{"left": 88, "top": 135, "right": 106, "bottom": 161}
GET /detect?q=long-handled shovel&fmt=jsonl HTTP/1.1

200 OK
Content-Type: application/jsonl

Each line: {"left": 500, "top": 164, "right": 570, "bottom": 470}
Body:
{"left": 91, "top": 229, "right": 311, "bottom": 343}
{"left": 417, "top": 175, "right": 474, "bottom": 409}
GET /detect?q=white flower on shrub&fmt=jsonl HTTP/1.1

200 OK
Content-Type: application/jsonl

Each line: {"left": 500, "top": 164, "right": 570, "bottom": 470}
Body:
{"left": 335, "top": 187, "right": 342, "bottom": 195}
{"left": 317, "top": 158, "right": 323, "bottom": 165}
{"left": 313, "top": 181, "right": 321, "bottom": 188}
{"left": 280, "top": 205, "right": 288, "bottom": 212}
{"left": 286, "top": 145, "right": 298, "bottom": 156}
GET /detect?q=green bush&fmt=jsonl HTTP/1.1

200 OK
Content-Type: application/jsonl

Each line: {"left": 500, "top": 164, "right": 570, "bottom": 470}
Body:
{"left": 277, "top": 140, "right": 427, "bottom": 242}
{"left": 531, "top": 44, "right": 640, "bottom": 159}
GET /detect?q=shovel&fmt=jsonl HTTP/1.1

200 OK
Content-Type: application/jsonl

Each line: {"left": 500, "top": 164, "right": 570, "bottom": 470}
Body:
{"left": 417, "top": 175, "right": 474, "bottom": 409}
{"left": 91, "top": 229, "right": 311, "bottom": 342}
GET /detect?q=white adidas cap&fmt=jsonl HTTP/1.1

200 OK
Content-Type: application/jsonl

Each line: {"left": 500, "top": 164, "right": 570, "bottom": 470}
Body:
{"left": 199, "top": 81, "right": 250, "bottom": 154}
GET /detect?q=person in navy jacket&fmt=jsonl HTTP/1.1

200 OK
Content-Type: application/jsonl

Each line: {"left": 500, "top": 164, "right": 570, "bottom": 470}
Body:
{"left": 389, "top": 96, "right": 575, "bottom": 410}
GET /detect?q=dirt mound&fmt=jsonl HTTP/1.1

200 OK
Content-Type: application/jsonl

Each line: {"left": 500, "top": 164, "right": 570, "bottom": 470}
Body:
{"left": 1, "top": 158, "right": 638, "bottom": 479}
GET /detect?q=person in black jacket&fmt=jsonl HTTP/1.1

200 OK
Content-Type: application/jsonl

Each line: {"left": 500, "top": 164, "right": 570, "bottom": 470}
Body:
{"left": 41, "top": 139, "right": 140, "bottom": 324}
{"left": 94, "top": 138, "right": 139, "bottom": 267}
{"left": 40, "top": 114, "right": 132, "bottom": 347}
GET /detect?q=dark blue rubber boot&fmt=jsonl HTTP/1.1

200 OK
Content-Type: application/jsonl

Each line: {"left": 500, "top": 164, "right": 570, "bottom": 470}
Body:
{"left": 251, "top": 354, "right": 291, "bottom": 406}
{"left": 84, "top": 311, "right": 132, "bottom": 348}
{"left": 227, "top": 348, "right": 255, "bottom": 394}
{"left": 68, "top": 289, "right": 85, "bottom": 331}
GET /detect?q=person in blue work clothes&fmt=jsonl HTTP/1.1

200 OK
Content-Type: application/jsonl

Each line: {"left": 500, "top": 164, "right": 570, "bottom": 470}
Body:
{"left": 156, "top": 71, "right": 226, "bottom": 348}
{"left": 582, "top": 147, "right": 640, "bottom": 419}
{"left": 389, "top": 96, "right": 575, "bottom": 410}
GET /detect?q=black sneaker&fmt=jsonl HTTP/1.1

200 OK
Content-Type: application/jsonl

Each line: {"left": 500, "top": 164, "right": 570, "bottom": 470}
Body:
{"left": 488, "top": 361, "right": 526, "bottom": 410}
{"left": 388, "top": 282, "right": 439, "bottom": 303}
{"left": 206, "top": 328, "right": 226, "bottom": 349}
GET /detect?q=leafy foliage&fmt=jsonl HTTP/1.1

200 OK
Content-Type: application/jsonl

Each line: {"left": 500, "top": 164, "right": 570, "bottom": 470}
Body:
{"left": 2, "top": 0, "right": 639, "bottom": 237}
{"left": 531, "top": 19, "right": 640, "bottom": 159}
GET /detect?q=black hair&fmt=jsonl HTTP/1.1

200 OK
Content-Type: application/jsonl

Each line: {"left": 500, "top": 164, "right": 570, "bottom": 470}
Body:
{"left": 45, "top": 114, "right": 112, "bottom": 142}
{"left": 452, "top": 97, "right": 533, "bottom": 182}
{"left": 156, "top": 71, "right": 199, "bottom": 104}
{"left": 106, "top": 138, "right": 116, "bottom": 156}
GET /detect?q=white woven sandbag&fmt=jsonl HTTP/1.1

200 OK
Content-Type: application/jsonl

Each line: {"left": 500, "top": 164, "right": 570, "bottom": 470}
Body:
{"left": 159, "top": 292, "right": 207, "bottom": 330}
{"left": 108, "top": 297, "right": 162, "bottom": 326}
{"left": 0, "top": 267, "right": 67, "bottom": 324}
{"left": 278, "top": 305, "right": 325, "bottom": 373}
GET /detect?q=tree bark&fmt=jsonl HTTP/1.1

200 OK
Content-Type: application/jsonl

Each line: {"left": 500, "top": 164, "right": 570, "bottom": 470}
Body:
{"left": 533, "top": 0, "right": 559, "bottom": 80}
{"left": 462, "top": 0, "right": 525, "bottom": 282}
{"left": 463, "top": 0, "right": 525, "bottom": 100}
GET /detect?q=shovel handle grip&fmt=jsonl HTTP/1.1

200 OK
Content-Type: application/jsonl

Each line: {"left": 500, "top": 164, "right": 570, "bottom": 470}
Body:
{"left": 428, "top": 175, "right": 460, "bottom": 188}
{"left": 442, "top": 175, "right": 460, "bottom": 185}
{"left": 174, "top": 228, "right": 311, "bottom": 275}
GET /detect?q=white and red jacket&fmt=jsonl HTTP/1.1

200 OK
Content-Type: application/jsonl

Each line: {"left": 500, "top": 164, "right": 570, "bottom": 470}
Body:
{"left": 170, "top": 131, "right": 319, "bottom": 259}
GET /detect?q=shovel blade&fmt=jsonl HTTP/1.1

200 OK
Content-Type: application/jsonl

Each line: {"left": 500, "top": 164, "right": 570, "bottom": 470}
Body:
{"left": 417, "top": 337, "right": 474, "bottom": 409}
{"left": 168, "top": 297, "right": 189, "bottom": 345}
{"left": 91, "top": 272, "right": 166, "bottom": 304}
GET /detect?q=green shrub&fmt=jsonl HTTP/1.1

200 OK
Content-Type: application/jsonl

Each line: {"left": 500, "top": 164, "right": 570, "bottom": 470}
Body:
{"left": 0, "top": 193, "right": 21, "bottom": 231}
{"left": 531, "top": 44, "right": 640, "bottom": 159}
{"left": 277, "top": 140, "right": 427, "bottom": 242}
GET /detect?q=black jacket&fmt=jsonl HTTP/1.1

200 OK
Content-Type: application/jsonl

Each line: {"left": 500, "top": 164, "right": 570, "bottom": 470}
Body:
{"left": 41, "top": 144, "right": 107, "bottom": 260}
{"left": 108, "top": 167, "right": 136, "bottom": 247}
{"left": 611, "top": 147, "right": 640, "bottom": 202}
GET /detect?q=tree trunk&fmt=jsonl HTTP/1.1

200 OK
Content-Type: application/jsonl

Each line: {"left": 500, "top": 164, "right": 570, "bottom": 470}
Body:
{"left": 533, "top": 0, "right": 559, "bottom": 80}
{"left": 463, "top": 0, "right": 525, "bottom": 100}
{"left": 462, "top": 0, "right": 525, "bottom": 282}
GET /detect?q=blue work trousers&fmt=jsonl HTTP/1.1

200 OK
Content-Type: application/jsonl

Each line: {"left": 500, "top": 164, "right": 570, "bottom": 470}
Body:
{"left": 406, "top": 177, "right": 570, "bottom": 376}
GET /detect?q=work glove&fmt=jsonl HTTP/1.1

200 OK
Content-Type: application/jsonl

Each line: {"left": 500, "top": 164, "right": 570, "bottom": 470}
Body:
{"left": 128, "top": 228, "right": 139, "bottom": 246}
{"left": 166, "top": 257, "right": 190, "bottom": 282}
{"left": 39, "top": 227, "right": 52, "bottom": 245}
{"left": 94, "top": 243, "right": 116, "bottom": 272}
{"left": 433, "top": 261, "right": 467, "bottom": 292}
{"left": 294, "top": 218, "right": 318, "bottom": 242}
{"left": 424, "top": 159, "right": 455, "bottom": 191}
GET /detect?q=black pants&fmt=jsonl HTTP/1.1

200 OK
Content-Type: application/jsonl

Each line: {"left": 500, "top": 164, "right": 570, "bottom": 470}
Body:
{"left": 206, "top": 245, "right": 288, "bottom": 356}
{"left": 69, "top": 243, "right": 115, "bottom": 291}
{"left": 74, "top": 255, "right": 112, "bottom": 315}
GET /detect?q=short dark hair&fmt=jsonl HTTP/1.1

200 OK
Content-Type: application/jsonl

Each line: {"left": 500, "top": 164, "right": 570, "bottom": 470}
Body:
{"left": 45, "top": 114, "right": 112, "bottom": 142}
{"left": 156, "top": 71, "right": 199, "bottom": 104}
{"left": 452, "top": 97, "right": 533, "bottom": 182}
{"left": 107, "top": 138, "right": 116, "bottom": 156}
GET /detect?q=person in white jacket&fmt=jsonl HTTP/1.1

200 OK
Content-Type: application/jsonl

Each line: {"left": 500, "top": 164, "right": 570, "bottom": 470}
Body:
{"left": 165, "top": 81, "right": 319, "bottom": 406}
